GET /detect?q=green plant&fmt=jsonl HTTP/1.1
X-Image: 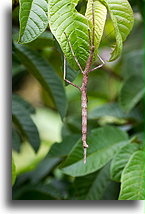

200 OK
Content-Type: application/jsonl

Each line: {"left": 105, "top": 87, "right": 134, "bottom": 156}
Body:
{"left": 12, "top": 0, "right": 144, "bottom": 200}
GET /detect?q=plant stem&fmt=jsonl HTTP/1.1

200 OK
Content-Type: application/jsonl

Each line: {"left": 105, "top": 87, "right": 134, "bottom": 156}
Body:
{"left": 81, "top": 0, "right": 96, "bottom": 164}
{"left": 81, "top": 73, "right": 89, "bottom": 163}
{"left": 64, "top": 0, "right": 104, "bottom": 164}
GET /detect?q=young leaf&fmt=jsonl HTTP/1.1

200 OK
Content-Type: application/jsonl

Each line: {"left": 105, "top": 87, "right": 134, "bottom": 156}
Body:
{"left": 110, "top": 143, "right": 140, "bottom": 182}
{"left": 85, "top": 0, "right": 107, "bottom": 51}
{"left": 60, "top": 126, "right": 129, "bottom": 177}
{"left": 74, "top": 163, "right": 119, "bottom": 200}
{"left": 48, "top": 0, "right": 90, "bottom": 71}
{"left": 18, "top": 0, "right": 49, "bottom": 44}
{"left": 119, "top": 151, "right": 144, "bottom": 200}
{"left": 14, "top": 44, "right": 67, "bottom": 119}
{"left": 12, "top": 97, "right": 40, "bottom": 152}
{"left": 100, "top": 0, "right": 134, "bottom": 61}
{"left": 119, "top": 75, "right": 144, "bottom": 113}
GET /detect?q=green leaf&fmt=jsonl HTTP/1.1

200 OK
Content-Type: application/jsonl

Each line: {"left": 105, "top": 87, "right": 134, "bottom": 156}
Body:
{"left": 29, "top": 135, "right": 80, "bottom": 183}
{"left": 102, "top": 180, "right": 120, "bottom": 200}
{"left": 110, "top": 143, "right": 140, "bottom": 182}
{"left": 26, "top": 31, "right": 54, "bottom": 50}
{"left": 13, "top": 183, "right": 64, "bottom": 200}
{"left": 12, "top": 157, "right": 16, "bottom": 186}
{"left": 12, "top": 127, "right": 22, "bottom": 152}
{"left": 65, "top": 62, "right": 79, "bottom": 86}
{"left": 74, "top": 163, "right": 119, "bottom": 200}
{"left": 48, "top": 0, "right": 90, "bottom": 70}
{"left": 47, "top": 135, "right": 80, "bottom": 158}
{"left": 119, "top": 75, "right": 144, "bottom": 113}
{"left": 12, "top": 94, "right": 35, "bottom": 114}
{"left": 85, "top": 0, "right": 107, "bottom": 51}
{"left": 119, "top": 151, "right": 144, "bottom": 200}
{"left": 88, "top": 103, "right": 142, "bottom": 121}
{"left": 18, "top": 0, "right": 49, "bottom": 44}
{"left": 28, "top": 157, "right": 61, "bottom": 184}
{"left": 12, "top": 97, "right": 40, "bottom": 152}
{"left": 100, "top": 0, "right": 134, "bottom": 61}
{"left": 14, "top": 43, "right": 67, "bottom": 119}
{"left": 122, "top": 50, "right": 144, "bottom": 79}
{"left": 60, "top": 126, "right": 129, "bottom": 177}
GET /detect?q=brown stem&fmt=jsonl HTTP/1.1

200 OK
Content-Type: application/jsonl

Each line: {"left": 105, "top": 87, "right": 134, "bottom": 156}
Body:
{"left": 63, "top": 0, "right": 104, "bottom": 164}
{"left": 81, "top": 1, "right": 95, "bottom": 164}
{"left": 81, "top": 73, "right": 89, "bottom": 164}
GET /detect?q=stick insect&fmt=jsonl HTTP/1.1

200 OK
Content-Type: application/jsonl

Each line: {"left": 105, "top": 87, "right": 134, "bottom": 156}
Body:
{"left": 64, "top": 1, "right": 105, "bottom": 164}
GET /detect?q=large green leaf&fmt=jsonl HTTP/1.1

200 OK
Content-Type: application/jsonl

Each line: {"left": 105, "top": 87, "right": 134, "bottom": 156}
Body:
{"left": 47, "top": 135, "right": 80, "bottom": 158}
{"left": 119, "top": 151, "right": 144, "bottom": 200}
{"left": 18, "top": 0, "right": 49, "bottom": 44}
{"left": 48, "top": 0, "right": 90, "bottom": 71}
{"left": 26, "top": 31, "right": 54, "bottom": 50}
{"left": 85, "top": 0, "right": 107, "bottom": 51}
{"left": 119, "top": 75, "right": 144, "bottom": 113}
{"left": 74, "top": 163, "right": 119, "bottom": 200}
{"left": 88, "top": 103, "right": 142, "bottom": 121}
{"left": 14, "top": 44, "right": 67, "bottom": 119}
{"left": 60, "top": 126, "right": 129, "bottom": 177}
{"left": 110, "top": 143, "right": 140, "bottom": 182}
{"left": 28, "top": 135, "right": 80, "bottom": 183}
{"left": 100, "top": 0, "right": 134, "bottom": 61}
{"left": 28, "top": 157, "right": 61, "bottom": 184}
{"left": 12, "top": 96, "right": 40, "bottom": 152}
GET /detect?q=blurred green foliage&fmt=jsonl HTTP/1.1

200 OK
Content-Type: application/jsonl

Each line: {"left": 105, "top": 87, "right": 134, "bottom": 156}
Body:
{"left": 12, "top": 0, "right": 144, "bottom": 200}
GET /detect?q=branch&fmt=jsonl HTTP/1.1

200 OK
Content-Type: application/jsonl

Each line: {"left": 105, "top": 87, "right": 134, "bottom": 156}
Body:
{"left": 90, "top": 54, "right": 105, "bottom": 72}
{"left": 63, "top": 56, "right": 81, "bottom": 91}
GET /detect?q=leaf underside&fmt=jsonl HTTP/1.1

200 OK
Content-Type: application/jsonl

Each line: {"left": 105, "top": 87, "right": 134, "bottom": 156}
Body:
{"left": 18, "top": 0, "right": 49, "bottom": 44}
{"left": 100, "top": 0, "right": 134, "bottom": 61}
{"left": 85, "top": 0, "right": 107, "bottom": 51}
{"left": 119, "top": 151, "right": 144, "bottom": 200}
{"left": 110, "top": 143, "right": 140, "bottom": 182}
{"left": 48, "top": 0, "right": 91, "bottom": 71}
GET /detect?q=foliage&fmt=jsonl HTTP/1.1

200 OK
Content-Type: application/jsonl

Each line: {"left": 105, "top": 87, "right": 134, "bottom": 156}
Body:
{"left": 12, "top": 157, "right": 16, "bottom": 186}
{"left": 119, "top": 151, "right": 144, "bottom": 200}
{"left": 12, "top": 0, "right": 144, "bottom": 200}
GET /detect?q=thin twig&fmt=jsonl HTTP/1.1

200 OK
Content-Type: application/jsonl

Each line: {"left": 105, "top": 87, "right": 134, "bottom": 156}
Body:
{"left": 90, "top": 54, "right": 105, "bottom": 72}
{"left": 64, "top": 32, "right": 84, "bottom": 73}
{"left": 63, "top": 56, "right": 81, "bottom": 91}
{"left": 84, "top": 148, "right": 87, "bottom": 164}
{"left": 88, "top": 28, "right": 92, "bottom": 49}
